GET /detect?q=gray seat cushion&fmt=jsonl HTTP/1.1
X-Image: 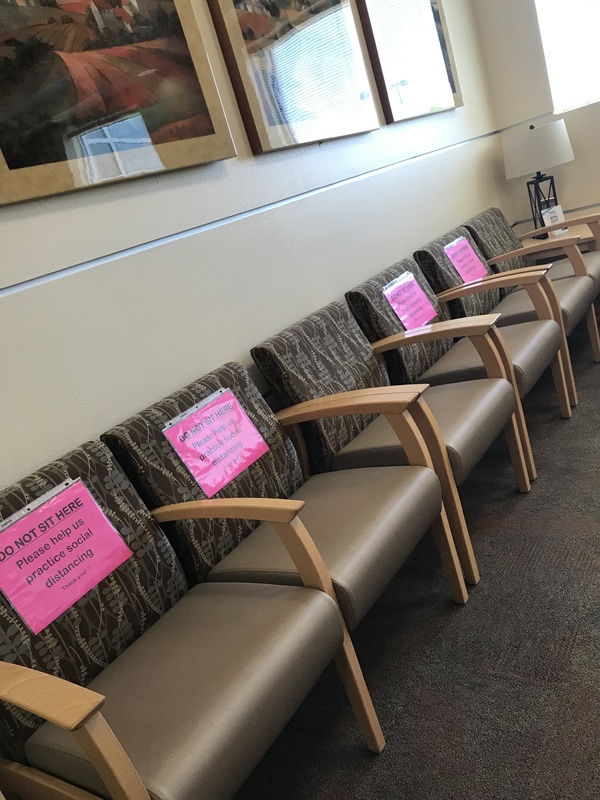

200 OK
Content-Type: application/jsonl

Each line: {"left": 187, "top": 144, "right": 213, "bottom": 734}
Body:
{"left": 421, "top": 320, "right": 562, "bottom": 398}
{"left": 332, "top": 379, "right": 515, "bottom": 486}
{"left": 492, "top": 275, "right": 595, "bottom": 334}
{"left": 209, "top": 466, "right": 442, "bottom": 630}
{"left": 545, "top": 251, "right": 600, "bottom": 293}
{"left": 26, "top": 582, "right": 343, "bottom": 800}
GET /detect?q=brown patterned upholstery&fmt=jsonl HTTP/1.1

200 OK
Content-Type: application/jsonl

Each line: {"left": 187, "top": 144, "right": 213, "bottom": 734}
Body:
{"left": 413, "top": 227, "right": 501, "bottom": 318}
{"left": 345, "top": 259, "right": 454, "bottom": 384}
{"left": 464, "top": 207, "right": 527, "bottom": 295}
{"left": 0, "top": 441, "right": 187, "bottom": 763}
{"left": 251, "top": 302, "right": 389, "bottom": 474}
{"left": 103, "top": 362, "right": 304, "bottom": 586}
{"left": 464, "top": 207, "right": 527, "bottom": 270}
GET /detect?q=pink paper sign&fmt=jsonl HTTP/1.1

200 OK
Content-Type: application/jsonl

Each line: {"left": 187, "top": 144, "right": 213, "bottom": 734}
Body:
{"left": 163, "top": 389, "right": 270, "bottom": 498}
{"left": 444, "top": 236, "right": 488, "bottom": 283}
{"left": 383, "top": 272, "right": 437, "bottom": 330}
{"left": 0, "top": 480, "right": 132, "bottom": 635}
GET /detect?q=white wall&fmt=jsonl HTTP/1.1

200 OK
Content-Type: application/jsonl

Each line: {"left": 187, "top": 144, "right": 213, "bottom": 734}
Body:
{"left": 470, "top": 0, "right": 600, "bottom": 226}
{"left": 1, "top": 0, "right": 509, "bottom": 486}
{"left": 470, "top": 0, "right": 551, "bottom": 130}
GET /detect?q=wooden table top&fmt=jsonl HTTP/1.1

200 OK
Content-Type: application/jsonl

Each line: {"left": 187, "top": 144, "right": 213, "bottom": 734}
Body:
{"left": 520, "top": 223, "right": 594, "bottom": 250}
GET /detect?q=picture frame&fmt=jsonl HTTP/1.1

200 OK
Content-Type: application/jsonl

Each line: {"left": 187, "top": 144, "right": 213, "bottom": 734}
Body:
{"left": 355, "top": 0, "right": 462, "bottom": 125}
{"left": 207, "top": 0, "right": 380, "bottom": 154}
{"left": 0, "top": 0, "right": 236, "bottom": 206}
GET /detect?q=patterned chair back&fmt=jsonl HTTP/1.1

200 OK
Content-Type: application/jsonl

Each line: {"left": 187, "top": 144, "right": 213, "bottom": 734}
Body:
{"left": 103, "top": 362, "right": 304, "bottom": 587}
{"left": 464, "top": 207, "right": 526, "bottom": 295}
{"left": 413, "top": 227, "right": 500, "bottom": 318}
{"left": 0, "top": 441, "right": 187, "bottom": 763}
{"left": 345, "top": 258, "right": 453, "bottom": 385}
{"left": 251, "top": 302, "right": 389, "bottom": 474}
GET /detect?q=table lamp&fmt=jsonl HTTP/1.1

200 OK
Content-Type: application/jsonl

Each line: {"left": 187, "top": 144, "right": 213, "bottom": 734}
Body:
{"left": 502, "top": 118, "right": 574, "bottom": 234}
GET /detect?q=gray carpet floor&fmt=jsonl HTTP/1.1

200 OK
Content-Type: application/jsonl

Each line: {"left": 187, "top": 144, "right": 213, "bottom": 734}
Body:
{"left": 235, "top": 322, "right": 600, "bottom": 800}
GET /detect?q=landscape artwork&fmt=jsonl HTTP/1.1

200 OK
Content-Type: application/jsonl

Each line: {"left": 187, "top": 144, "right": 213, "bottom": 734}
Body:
{"left": 208, "top": 0, "right": 379, "bottom": 153}
{"left": 0, "top": 0, "right": 235, "bottom": 204}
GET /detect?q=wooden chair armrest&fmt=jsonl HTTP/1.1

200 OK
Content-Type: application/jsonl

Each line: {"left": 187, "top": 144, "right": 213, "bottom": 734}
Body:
{"left": 488, "top": 236, "right": 581, "bottom": 263}
{"left": 0, "top": 662, "right": 105, "bottom": 731}
{"left": 153, "top": 500, "right": 345, "bottom": 619}
{"left": 0, "top": 665, "right": 150, "bottom": 799}
{"left": 371, "top": 314, "right": 501, "bottom": 353}
{"left": 518, "top": 213, "right": 600, "bottom": 239}
{"left": 275, "top": 386, "right": 428, "bottom": 426}
{"left": 152, "top": 497, "right": 305, "bottom": 525}
{"left": 436, "top": 269, "right": 549, "bottom": 302}
{"left": 474, "top": 265, "right": 551, "bottom": 278}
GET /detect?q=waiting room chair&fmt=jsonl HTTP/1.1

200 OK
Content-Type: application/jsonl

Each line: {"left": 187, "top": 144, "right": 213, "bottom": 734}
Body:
{"left": 463, "top": 207, "right": 600, "bottom": 362}
{"left": 0, "top": 441, "right": 375, "bottom": 799}
{"left": 251, "top": 300, "right": 534, "bottom": 586}
{"left": 413, "top": 230, "right": 576, "bottom": 418}
{"left": 103, "top": 361, "right": 469, "bottom": 641}
{"left": 469, "top": 207, "right": 600, "bottom": 288}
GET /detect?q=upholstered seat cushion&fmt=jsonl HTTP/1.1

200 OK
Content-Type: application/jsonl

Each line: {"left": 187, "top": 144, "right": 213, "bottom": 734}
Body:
{"left": 26, "top": 582, "right": 343, "bottom": 800}
{"left": 421, "top": 320, "right": 562, "bottom": 398}
{"left": 543, "top": 252, "right": 600, "bottom": 292}
{"left": 332, "top": 379, "right": 515, "bottom": 486}
{"left": 492, "top": 275, "right": 595, "bottom": 334}
{"left": 209, "top": 466, "right": 441, "bottom": 630}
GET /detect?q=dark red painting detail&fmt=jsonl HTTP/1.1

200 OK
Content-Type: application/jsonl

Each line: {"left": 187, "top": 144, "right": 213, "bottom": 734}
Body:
{"left": 0, "top": 0, "right": 214, "bottom": 169}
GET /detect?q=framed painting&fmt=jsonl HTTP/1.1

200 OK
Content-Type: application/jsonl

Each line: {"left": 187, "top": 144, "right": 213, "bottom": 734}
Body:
{"left": 355, "top": 0, "right": 462, "bottom": 124}
{"left": 0, "top": 0, "right": 235, "bottom": 205}
{"left": 207, "top": 0, "right": 380, "bottom": 153}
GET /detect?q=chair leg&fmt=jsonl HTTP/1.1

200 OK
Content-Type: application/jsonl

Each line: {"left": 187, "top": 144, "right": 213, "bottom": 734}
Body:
{"left": 408, "top": 402, "right": 479, "bottom": 585}
{"left": 487, "top": 326, "right": 537, "bottom": 481}
{"left": 559, "top": 335, "right": 578, "bottom": 407}
{"left": 334, "top": 628, "right": 386, "bottom": 753}
{"left": 274, "top": 517, "right": 385, "bottom": 754}
{"left": 431, "top": 471, "right": 479, "bottom": 586}
{"left": 503, "top": 414, "right": 531, "bottom": 493}
{"left": 550, "top": 353, "right": 572, "bottom": 419}
{"left": 586, "top": 304, "right": 600, "bottom": 362}
{"left": 537, "top": 275, "right": 578, "bottom": 405}
{"left": 513, "top": 392, "right": 537, "bottom": 481}
{"left": 431, "top": 509, "right": 469, "bottom": 605}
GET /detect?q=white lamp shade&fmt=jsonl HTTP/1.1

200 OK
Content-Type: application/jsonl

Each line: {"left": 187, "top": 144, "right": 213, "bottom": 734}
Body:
{"left": 502, "top": 118, "right": 574, "bottom": 179}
